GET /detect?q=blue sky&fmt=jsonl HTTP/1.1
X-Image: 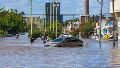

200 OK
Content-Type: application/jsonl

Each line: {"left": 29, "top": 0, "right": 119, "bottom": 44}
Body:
{"left": 0, "top": 0, "right": 110, "bottom": 15}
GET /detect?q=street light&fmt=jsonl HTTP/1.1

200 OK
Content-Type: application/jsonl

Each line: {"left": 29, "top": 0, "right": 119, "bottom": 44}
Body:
{"left": 55, "top": 0, "right": 59, "bottom": 38}
{"left": 53, "top": 0, "right": 55, "bottom": 31}
{"left": 29, "top": 0, "right": 33, "bottom": 42}
{"left": 97, "top": 0, "right": 103, "bottom": 47}
{"left": 50, "top": 2, "right": 52, "bottom": 31}
{"left": 39, "top": 3, "right": 46, "bottom": 34}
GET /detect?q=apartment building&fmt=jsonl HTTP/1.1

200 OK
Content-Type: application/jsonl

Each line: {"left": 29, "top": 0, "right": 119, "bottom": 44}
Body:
{"left": 110, "top": 0, "right": 120, "bottom": 39}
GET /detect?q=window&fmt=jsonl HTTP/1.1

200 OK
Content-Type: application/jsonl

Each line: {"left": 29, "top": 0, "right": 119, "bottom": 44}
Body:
{"left": 71, "top": 37, "right": 80, "bottom": 42}
{"left": 64, "top": 38, "right": 72, "bottom": 42}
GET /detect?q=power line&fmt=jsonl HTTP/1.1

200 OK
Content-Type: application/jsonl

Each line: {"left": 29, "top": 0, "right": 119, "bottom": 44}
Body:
{"left": 97, "top": 0, "right": 110, "bottom": 14}
{"left": 97, "top": 0, "right": 101, "bottom": 4}
{"left": 25, "top": 14, "right": 82, "bottom": 16}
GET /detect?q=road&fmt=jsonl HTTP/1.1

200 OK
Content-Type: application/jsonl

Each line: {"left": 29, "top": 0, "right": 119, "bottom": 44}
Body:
{"left": 0, "top": 35, "right": 119, "bottom": 68}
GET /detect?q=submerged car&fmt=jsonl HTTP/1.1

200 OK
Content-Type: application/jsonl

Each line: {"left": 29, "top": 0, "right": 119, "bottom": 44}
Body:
{"left": 45, "top": 37, "right": 84, "bottom": 47}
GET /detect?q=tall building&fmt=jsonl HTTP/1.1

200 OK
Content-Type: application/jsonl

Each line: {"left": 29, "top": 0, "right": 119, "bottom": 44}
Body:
{"left": 45, "top": 2, "right": 63, "bottom": 23}
{"left": 84, "top": 0, "right": 89, "bottom": 16}
{"left": 110, "top": 0, "right": 120, "bottom": 39}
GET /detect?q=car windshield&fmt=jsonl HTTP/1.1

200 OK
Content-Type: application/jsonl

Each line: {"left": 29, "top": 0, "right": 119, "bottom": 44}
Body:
{"left": 52, "top": 38, "right": 64, "bottom": 42}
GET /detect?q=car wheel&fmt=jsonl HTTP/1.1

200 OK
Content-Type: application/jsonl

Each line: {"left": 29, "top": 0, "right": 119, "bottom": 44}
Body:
{"left": 45, "top": 45, "right": 50, "bottom": 47}
{"left": 78, "top": 44, "right": 83, "bottom": 47}
{"left": 57, "top": 45, "right": 62, "bottom": 47}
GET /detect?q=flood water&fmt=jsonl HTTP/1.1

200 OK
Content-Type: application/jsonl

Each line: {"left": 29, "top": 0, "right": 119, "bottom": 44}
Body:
{"left": 0, "top": 35, "right": 119, "bottom": 68}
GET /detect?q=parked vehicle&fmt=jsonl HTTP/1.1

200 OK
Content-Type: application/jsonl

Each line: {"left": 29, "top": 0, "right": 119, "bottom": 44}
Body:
{"left": 45, "top": 37, "right": 84, "bottom": 47}
{"left": 20, "top": 33, "right": 26, "bottom": 35}
{"left": 109, "top": 35, "right": 118, "bottom": 41}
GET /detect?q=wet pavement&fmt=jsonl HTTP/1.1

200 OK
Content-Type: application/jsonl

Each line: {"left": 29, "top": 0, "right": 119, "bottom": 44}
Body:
{"left": 0, "top": 35, "right": 119, "bottom": 68}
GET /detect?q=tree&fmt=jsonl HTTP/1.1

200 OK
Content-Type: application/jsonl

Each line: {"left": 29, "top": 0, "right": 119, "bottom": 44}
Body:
{"left": 0, "top": 8, "right": 26, "bottom": 34}
{"left": 79, "top": 20, "right": 95, "bottom": 38}
{"left": 69, "top": 28, "right": 79, "bottom": 36}
{"left": 46, "top": 21, "right": 62, "bottom": 39}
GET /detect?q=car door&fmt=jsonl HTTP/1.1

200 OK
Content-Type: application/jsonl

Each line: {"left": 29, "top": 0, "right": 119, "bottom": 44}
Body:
{"left": 60, "top": 38, "right": 73, "bottom": 47}
{"left": 63, "top": 37, "right": 79, "bottom": 47}
{"left": 70, "top": 37, "right": 79, "bottom": 46}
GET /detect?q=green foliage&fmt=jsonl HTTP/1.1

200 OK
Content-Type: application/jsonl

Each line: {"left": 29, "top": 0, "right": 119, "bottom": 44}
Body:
{"left": 79, "top": 20, "right": 95, "bottom": 38}
{"left": 28, "top": 29, "right": 42, "bottom": 39}
{"left": 0, "top": 8, "right": 26, "bottom": 34}
{"left": 45, "top": 31, "right": 61, "bottom": 39}
{"left": 0, "top": 29, "right": 5, "bottom": 37}
{"left": 46, "top": 31, "right": 56, "bottom": 39}
{"left": 46, "top": 21, "right": 62, "bottom": 39}
{"left": 69, "top": 29, "right": 79, "bottom": 36}
{"left": 0, "top": 29, "right": 5, "bottom": 34}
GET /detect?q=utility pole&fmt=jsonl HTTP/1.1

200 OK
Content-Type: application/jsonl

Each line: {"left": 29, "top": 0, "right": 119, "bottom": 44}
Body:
{"left": 56, "top": 0, "right": 58, "bottom": 38}
{"left": 45, "top": 8, "right": 47, "bottom": 33}
{"left": 53, "top": 0, "right": 55, "bottom": 31}
{"left": 73, "top": 14, "right": 75, "bottom": 28}
{"left": 43, "top": 11, "right": 46, "bottom": 35}
{"left": 29, "top": 0, "right": 34, "bottom": 42}
{"left": 30, "top": 0, "right": 33, "bottom": 38}
{"left": 112, "top": 0, "right": 115, "bottom": 48}
{"left": 42, "top": 12, "right": 45, "bottom": 35}
{"left": 99, "top": 0, "right": 103, "bottom": 47}
{"left": 50, "top": 0, "right": 52, "bottom": 31}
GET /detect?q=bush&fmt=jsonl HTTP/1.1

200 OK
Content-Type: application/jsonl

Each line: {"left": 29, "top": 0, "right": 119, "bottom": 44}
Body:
{"left": 0, "top": 30, "right": 4, "bottom": 34}
{"left": 28, "top": 29, "right": 42, "bottom": 39}
{"left": 79, "top": 20, "right": 95, "bottom": 38}
{"left": 46, "top": 31, "right": 61, "bottom": 40}
{"left": 0, "top": 30, "right": 5, "bottom": 37}
{"left": 69, "top": 29, "right": 79, "bottom": 36}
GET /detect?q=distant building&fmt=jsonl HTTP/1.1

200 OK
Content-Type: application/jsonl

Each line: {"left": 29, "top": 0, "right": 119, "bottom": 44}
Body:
{"left": 95, "top": 18, "right": 114, "bottom": 36}
{"left": 110, "top": 0, "right": 120, "bottom": 39}
{"left": 25, "top": 16, "right": 41, "bottom": 29}
{"left": 80, "top": 15, "right": 89, "bottom": 23}
{"left": 63, "top": 21, "right": 80, "bottom": 34}
{"left": 45, "top": 2, "right": 63, "bottom": 23}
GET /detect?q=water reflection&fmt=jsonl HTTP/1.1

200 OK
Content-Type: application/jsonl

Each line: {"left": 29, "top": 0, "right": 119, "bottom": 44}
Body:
{"left": 0, "top": 36, "right": 119, "bottom": 68}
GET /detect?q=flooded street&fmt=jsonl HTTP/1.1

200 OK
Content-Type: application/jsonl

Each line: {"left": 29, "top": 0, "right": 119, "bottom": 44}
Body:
{"left": 0, "top": 35, "right": 119, "bottom": 68}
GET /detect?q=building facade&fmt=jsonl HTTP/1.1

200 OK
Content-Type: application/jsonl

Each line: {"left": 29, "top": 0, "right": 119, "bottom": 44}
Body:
{"left": 110, "top": 0, "right": 120, "bottom": 39}
{"left": 25, "top": 16, "right": 41, "bottom": 29}
{"left": 45, "top": 2, "right": 63, "bottom": 23}
{"left": 95, "top": 19, "right": 113, "bottom": 36}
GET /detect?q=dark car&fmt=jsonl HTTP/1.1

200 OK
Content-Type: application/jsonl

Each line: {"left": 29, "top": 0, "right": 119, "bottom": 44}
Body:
{"left": 45, "top": 37, "right": 84, "bottom": 47}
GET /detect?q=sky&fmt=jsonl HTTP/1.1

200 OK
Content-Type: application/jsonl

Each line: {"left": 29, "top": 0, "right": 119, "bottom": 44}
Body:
{"left": 0, "top": 0, "right": 110, "bottom": 16}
